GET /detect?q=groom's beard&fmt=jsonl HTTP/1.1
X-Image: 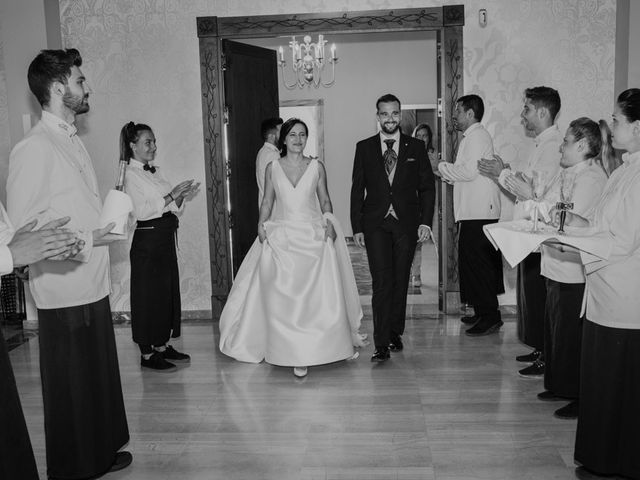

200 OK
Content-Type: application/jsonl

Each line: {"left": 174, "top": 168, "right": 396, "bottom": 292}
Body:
{"left": 380, "top": 122, "right": 399, "bottom": 135}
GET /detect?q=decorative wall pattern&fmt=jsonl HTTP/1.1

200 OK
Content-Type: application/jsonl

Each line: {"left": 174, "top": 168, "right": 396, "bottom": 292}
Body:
{"left": 59, "top": 0, "right": 616, "bottom": 311}
{"left": 0, "top": 27, "right": 11, "bottom": 204}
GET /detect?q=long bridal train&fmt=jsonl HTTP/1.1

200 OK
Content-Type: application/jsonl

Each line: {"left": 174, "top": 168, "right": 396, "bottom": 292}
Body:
{"left": 219, "top": 159, "right": 367, "bottom": 369}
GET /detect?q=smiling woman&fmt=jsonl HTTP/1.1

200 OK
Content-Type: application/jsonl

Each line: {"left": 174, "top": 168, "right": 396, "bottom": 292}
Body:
{"left": 120, "top": 121, "right": 200, "bottom": 372}
{"left": 218, "top": 117, "right": 367, "bottom": 378}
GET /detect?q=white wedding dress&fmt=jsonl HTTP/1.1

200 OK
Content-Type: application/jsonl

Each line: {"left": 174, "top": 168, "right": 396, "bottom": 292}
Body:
{"left": 219, "top": 159, "right": 365, "bottom": 367}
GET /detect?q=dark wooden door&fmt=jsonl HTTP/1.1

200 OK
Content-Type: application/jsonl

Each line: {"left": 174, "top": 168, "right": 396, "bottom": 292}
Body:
{"left": 222, "top": 40, "right": 279, "bottom": 274}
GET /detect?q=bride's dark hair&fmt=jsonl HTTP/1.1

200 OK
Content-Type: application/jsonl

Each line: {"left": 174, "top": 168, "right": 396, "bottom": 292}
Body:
{"left": 278, "top": 118, "right": 309, "bottom": 157}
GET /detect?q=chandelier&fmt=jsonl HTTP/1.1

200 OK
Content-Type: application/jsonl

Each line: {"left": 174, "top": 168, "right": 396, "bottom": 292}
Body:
{"left": 278, "top": 34, "right": 338, "bottom": 89}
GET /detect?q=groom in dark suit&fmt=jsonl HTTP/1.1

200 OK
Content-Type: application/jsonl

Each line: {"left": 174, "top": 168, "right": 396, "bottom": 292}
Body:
{"left": 350, "top": 93, "right": 436, "bottom": 362}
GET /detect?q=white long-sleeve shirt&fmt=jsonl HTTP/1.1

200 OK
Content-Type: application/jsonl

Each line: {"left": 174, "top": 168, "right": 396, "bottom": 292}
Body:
{"left": 256, "top": 142, "right": 280, "bottom": 206}
{"left": 7, "top": 111, "right": 110, "bottom": 309}
{"left": 499, "top": 125, "right": 562, "bottom": 220}
{"left": 540, "top": 161, "right": 607, "bottom": 284}
{"left": 580, "top": 151, "right": 640, "bottom": 329}
{"left": 438, "top": 122, "right": 500, "bottom": 221}
{"left": 0, "top": 203, "right": 14, "bottom": 275}
{"left": 124, "top": 159, "right": 179, "bottom": 221}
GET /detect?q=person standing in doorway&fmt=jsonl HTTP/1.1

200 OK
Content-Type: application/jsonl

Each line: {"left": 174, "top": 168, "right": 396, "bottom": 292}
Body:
{"left": 256, "top": 117, "right": 283, "bottom": 206}
{"left": 438, "top": 94, "right": 504, "bottom": 336}
{"left": 350, "top": 93, "right": 436, "bottom": 362}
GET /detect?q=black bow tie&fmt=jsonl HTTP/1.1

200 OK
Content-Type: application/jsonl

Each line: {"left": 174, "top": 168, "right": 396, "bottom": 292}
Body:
{"left": 143, "top": 164, "right": 156, "bottom": 174}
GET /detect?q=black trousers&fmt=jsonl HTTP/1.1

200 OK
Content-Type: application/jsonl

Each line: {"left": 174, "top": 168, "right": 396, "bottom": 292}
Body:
{"left": 517, "top": 252, "right": 546, "bottom": 350}
{"left": 38, "top": 296, "right": 129, "bottom": 479}
{"left": 575, "top": 320, "right": 640, "bottom": 479}
{"left": 543, "top": 279, "right": 584, "bottom": 398}
{"left": 130, "top": 212, "right": 181, "bottom": 348}
{"left": 0, "top": 328, "right": 39, "bottom": 480}
{"left": 364, "top": 216, "right": 416, "bottom": 348}
{"left": 458, "top": 219, "right": 504, "bottom": 319}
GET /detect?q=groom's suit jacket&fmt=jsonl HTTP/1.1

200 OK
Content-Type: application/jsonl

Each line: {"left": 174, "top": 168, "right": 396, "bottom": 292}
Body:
{"left": 350, "top": 133, "right": 436, "bottom": 235}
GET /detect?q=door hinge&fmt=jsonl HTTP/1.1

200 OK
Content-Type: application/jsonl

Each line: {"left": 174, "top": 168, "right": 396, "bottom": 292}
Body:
{"left": 221, "top": 53, "right": 228, "bottom": 71}
{"left": 228, "top": 211, "right": 234, "bottom": 229}
{"left": 436, "top": 42, "right": 442, "bottom": 62}
{"left": 437, "top": 98, "right": 443, "bottom": 118}
{"left": 225, "top": 159, "right": 231, "bottom": 179}
{"left": 223, "top": 105, "right": 230, "bottom": 125}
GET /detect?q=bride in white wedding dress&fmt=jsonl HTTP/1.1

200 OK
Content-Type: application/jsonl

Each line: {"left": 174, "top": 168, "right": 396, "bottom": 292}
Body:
{"left": 219, "top": 118, "right": 366, "bottom": 377}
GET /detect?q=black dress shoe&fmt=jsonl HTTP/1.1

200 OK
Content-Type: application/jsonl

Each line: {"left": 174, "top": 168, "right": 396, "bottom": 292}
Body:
{"left": 461, "top": 315, "right": 478, "bottom": 324}
{"left": 465, "top": 317, "right": 503, "bottom": 336}
{"left": 537, "top": 390, "right": 565, "bottom": 402}
{"left": 388, "top": 336, "right": 403, "bottom": 351}
{"left": 554, "top": 400, "right": 579, "bottom": 419}
{"left": 371, "top": 347, "right": 390, "bottom": 362}
{"left": 574, "top": 465, "right": 620, "bottom": 479}
{"left": 518, "top": 359, "right": 545, "bottom": 378}
{"left": 109, "top": 451, "right": 133, "bottom": 473}
{"left": 141, "top": 352, "right": 177, "bottom": 372}
{"left": 516, "top": 349, "right": 542, "bottom": 363}
{"left": 161, "top": 345, "right": 191, "bottom": 363}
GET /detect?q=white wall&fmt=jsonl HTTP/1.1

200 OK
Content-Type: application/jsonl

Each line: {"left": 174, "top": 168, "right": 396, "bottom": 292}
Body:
{"left": 244, "top": 31, "right": 438, "bottom": 232}
{"left": 628, "top": 1, "right": 640, "bottom": 88}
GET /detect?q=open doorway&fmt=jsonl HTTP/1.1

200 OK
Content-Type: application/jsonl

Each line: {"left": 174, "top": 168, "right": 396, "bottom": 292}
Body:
{"left": 196, "top": 6, "right": 465, "bottom": 316}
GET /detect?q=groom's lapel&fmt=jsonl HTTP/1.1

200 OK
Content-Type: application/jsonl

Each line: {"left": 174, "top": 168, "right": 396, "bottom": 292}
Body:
{"left": 391, "top": 135, "right": 411, "bottom": 186}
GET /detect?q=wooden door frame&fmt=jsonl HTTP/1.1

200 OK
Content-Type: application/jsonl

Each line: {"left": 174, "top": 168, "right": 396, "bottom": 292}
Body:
{"left": 197, "top": 5, "right": 465, "bottom": 317}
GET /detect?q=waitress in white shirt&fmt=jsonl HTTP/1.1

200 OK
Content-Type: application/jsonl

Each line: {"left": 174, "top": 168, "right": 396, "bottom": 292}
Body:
{"left": 563, "top": 89, "right": 640, "bottom": 479}
{"left": 535, "top": 118, "right": 611, "bottom": 420}
{"left": 120, "top": 122, "right": 199, "bottom": 371}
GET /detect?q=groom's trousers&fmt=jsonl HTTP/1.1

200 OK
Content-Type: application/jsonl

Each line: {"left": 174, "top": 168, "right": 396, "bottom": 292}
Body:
{"left": 364, "top": 215, "right": 416, "bottom": 348}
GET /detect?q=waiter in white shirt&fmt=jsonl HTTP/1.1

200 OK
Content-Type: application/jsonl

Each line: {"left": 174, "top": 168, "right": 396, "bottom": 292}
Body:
{"left": 256, "top": 117, "right": 283, "bottom": 206}
{"left": 439, "top": 94, "right": 504, "bottom": 336}
{"left": 0, "top": 205, "right": 79, "bottom": 480}
{"left": 7, "top": 48, "right": 131, "bottom": 479}
{"left": 478, "top": 86, "right": 562, "bottom": 377}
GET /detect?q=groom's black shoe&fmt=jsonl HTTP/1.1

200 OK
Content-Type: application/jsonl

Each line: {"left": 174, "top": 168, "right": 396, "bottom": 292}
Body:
{"left": 371, "top": 347, "right": 390, "bottom": 362}
{"left": 388, "top": 336, "right": 403, "bottom": 351}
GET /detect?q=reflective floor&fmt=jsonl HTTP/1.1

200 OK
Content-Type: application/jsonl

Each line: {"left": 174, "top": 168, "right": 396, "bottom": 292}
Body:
{"left": 9, "top": 307, "right": 585, "bottom": 480}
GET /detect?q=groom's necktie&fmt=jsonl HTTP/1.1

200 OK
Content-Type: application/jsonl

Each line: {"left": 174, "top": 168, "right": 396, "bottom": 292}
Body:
{"left": 383, "top": 139, "right": 397, "bottom": 176}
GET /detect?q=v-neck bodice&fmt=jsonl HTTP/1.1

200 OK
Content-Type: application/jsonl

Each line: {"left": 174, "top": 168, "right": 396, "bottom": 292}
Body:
{"left": 271, "top": 159, "right": 322, "bottom": 222}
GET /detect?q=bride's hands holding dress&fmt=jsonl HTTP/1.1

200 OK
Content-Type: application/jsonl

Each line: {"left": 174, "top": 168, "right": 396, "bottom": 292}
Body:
{"left": 324, "top": 220, "right": 337, "bottom": 242}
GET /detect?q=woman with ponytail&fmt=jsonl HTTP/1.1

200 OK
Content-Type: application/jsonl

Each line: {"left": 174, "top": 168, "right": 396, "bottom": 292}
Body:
{"left": 119, "top": 122, "right": 199, "bottom": 371}
{"left": 556, "top": 89, "right": 640, "bottom": 479}
{"left": 535, "top": 117, "right": 611, "bottom": 420}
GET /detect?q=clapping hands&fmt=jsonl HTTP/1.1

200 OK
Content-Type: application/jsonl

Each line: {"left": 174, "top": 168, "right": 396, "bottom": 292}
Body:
{"left": 9, "top": 217, "right": 83, "bottom": 266}
{"left": 171, "top": 180, "right": 200, "bottom": 203}
{"left": 477, "top": 154, "right": 506, "bottom": 180}
{"left": 503, "top": 171, "right": 534, "bottom": 200}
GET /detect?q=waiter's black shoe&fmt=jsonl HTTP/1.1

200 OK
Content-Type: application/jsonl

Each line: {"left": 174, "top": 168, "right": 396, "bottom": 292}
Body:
{"left": 516, "top": 349, "right": 542, "bottom": 363}
{"left": 554, "top": 400, "right": 579, "bottom": 419}
{"left": 108, "top": 451, "right": 133, "bottom": 473}
{"left": 371, "top": 347, "right": 390, "bottom": 362}
{"left": 461, "top": 315, "right": 479, "bottom": 325}
{"left": 141, "top": 352, "right": 177, "bottom": 372}
{"left": 161, "top": 345, "right": 191, "bottom": 363}
{"left": 388, "top": 336, "right": 403, "bottom": 351}
{"left": 465, "top": 317, "right": 503, "bottom": 336}
{"left": 518, "top": 360, "right": 545, "bottom": 378}
{"left": 537, "top": 390, "right": 565, "bottom": 402}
